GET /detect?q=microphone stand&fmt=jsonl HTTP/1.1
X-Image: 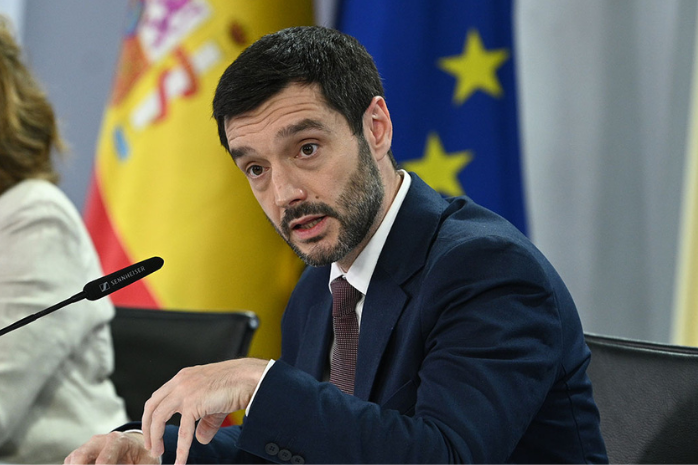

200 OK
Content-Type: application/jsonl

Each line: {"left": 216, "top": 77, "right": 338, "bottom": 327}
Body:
{"left": 0, "top": 256, "right": 162, "bottom": 338}
{"left": 0, "top": 292, "right": 86, "bottom": 337}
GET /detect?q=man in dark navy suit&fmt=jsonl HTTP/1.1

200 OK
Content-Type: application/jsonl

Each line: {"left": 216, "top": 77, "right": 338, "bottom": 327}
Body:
{"left": 65, "top": 26, "right": 607, "bottom": 464}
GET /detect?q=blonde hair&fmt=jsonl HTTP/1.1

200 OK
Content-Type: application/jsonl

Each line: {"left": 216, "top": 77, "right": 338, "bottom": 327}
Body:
{"left": 0, "top": 16, "right": 63, "bottom": 194}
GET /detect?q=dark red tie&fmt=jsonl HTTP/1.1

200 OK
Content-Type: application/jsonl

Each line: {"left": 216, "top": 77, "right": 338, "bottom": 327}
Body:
{"left": 329, "top": 277, "right": 362, "bottom": 395}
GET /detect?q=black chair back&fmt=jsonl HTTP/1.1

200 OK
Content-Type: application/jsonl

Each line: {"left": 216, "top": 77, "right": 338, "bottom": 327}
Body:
{"left": 586, "top": 333, "right": 698, "bottom": 463}
{"left": 109, "top": 307, "right": 258, "bottom": 422}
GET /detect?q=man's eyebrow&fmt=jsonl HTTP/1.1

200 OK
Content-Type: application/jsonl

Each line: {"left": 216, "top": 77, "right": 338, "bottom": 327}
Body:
{"left": 229, "top": 146, "right": 252, "bottom": 161}
{"left": 276, "top": 118, "right": 330, "bottom": 140}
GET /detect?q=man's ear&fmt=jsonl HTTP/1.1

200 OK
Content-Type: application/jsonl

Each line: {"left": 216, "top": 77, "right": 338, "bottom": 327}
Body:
{"left": 363, "top": 96, "right": 393, "bottom": 161}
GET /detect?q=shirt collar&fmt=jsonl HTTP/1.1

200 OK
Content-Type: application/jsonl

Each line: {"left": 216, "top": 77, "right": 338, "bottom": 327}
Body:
{"left": 329, "top": 170, "right": 412, "bottom": 294}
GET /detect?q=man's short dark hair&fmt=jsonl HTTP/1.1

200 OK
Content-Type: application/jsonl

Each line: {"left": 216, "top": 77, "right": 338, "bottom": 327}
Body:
{"left": 213, "top": 26, "right": 394, "bottom": 165}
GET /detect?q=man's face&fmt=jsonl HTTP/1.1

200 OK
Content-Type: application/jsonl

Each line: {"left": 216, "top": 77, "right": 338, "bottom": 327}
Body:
{"left": 225, "top": 83, "right": 384, "bottom": 267}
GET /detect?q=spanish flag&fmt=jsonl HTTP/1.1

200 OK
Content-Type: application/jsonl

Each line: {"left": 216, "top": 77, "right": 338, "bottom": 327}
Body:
{"left": 84, "top": 0, "right": 310, "bottom": 359}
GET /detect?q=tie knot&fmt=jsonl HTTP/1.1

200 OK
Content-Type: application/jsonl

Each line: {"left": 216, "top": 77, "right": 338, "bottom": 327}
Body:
{"left": 331, "top": 277, "right": 362, "bottom": 317}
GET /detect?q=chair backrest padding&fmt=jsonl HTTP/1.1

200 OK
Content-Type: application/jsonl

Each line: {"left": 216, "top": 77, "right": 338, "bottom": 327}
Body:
{"left": 586, "top": 333, "right": 698, "bottom": 463}
{"left": 109, "top": 307, "right": 258, "bottom": 422}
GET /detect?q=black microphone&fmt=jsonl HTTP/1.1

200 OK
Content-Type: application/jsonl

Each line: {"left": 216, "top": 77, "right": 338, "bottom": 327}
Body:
{"left": 0, "top": 256, "right": 164, "bottom": 337}
{"left": 82, "top": 256, "right": 164, "bottom": 300}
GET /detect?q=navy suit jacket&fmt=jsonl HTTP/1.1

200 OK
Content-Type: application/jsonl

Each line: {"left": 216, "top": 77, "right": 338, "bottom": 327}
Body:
{"left": 161, "top": 174, "right": 607, "bottom": 463}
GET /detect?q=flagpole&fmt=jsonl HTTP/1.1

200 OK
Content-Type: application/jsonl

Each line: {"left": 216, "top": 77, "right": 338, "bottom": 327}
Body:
{"left": 672, "top": 8, "right": 698, "bottom": 345}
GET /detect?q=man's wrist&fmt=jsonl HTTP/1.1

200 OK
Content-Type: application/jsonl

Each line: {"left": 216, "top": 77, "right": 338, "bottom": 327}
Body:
{"left": 245, "top": 359, "right": 275, "bottom": 416}
{"left": 120, "top": 429, "right": 162, "bottom": 465}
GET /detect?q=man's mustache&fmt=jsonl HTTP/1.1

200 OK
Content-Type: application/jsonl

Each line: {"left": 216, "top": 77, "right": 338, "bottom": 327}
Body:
{"left": 281, "top": 202, "right": 341, "bottom": 236}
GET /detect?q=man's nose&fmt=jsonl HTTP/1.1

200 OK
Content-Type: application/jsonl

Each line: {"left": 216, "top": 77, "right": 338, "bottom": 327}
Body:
{"left": 272, "top": 168, "right": 306, "bottom": 208}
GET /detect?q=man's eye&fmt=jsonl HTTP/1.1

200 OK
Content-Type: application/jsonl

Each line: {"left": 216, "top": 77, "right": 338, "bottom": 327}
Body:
{"left": 247, "top": 165, "right": 264, "bottom": 177}
{"left": 300, "top": 144, "right": 317, "bottom": 157}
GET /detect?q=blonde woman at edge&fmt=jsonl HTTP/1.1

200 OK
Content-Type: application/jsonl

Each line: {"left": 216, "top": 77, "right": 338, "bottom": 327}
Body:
{"left": 0, "top": 17, "right": 127, "bottom": 463}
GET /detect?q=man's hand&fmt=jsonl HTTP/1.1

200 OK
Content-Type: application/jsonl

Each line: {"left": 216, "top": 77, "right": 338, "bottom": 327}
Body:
{"left": 64, "top": 431, "right": 159, "bottom": 464}
{"left": 142, "top": 357, "right": 268, "bottom": 465}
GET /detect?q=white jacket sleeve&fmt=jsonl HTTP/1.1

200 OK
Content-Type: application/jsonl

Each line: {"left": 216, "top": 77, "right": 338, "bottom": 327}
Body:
{"left": 0, "top": 184, "right": 114, "bottom": 444}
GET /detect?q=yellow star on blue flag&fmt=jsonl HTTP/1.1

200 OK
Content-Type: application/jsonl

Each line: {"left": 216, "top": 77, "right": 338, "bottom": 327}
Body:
{"left": 339, "top": 0, "right": 527, "bottom": 234}
{"left": 403, "top": 133, "right": 472, "bottom": 196}
{"left": 438, "top": 29, "right": 509, "bottom": 105}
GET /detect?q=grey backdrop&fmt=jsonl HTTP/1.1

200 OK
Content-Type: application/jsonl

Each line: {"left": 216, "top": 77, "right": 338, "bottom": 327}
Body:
{"left": 22, "top": 0, "right": 128, "bottom": 211}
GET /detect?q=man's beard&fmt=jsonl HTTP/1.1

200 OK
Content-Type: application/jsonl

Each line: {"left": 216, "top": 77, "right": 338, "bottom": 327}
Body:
{"left": 270, "top": 135, "right": 385, "bottom": 267}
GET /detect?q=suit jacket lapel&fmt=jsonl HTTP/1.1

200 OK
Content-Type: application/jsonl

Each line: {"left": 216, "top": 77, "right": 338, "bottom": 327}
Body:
{"left": 354, "top": 266, "right": 408, "bottom": 400}
{"left": 353, "top": 175, "right": 445, "bottom": 400}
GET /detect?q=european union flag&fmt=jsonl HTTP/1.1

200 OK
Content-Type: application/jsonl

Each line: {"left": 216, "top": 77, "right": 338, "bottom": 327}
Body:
{"left": 338, "top": 0, "right": 527, "bottom": 234}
